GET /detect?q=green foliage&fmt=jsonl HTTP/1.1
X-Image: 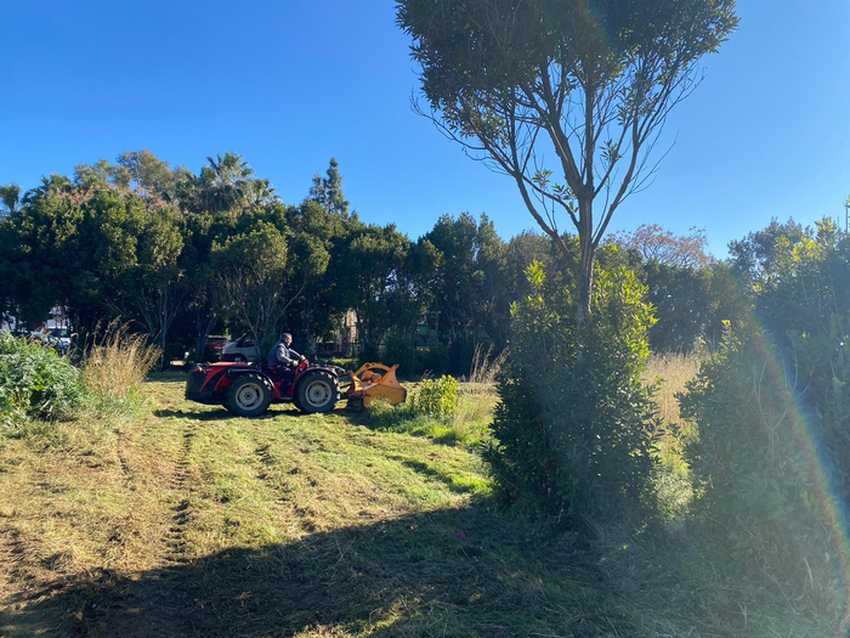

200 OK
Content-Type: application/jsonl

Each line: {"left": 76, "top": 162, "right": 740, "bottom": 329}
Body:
{"left": 0, "top": 184, "right": 20, "bottom": 215}
{"left": 337, "top": 223, "right": 417, "bottom": 354}
{"left": 487, "top": 261, "right": 660, "bottom": 528}
{"left": 0, "top": 333, "right": 85, "bottom": 431}
{"left": 728, "top": 217, "right": 807, "bottom": 283}
{"left": 681, "top": 225, "right": 850, "bottom": 621}
{"left": 412, "top": 375, "right": 459, "bottom": 421}
{"left": 398, "top": 0, "right": 738, "bottom": 314}
{"left": 382, "top": 328, "right": 418, "bottom": 375}
{"left": 2, "top": 148, "right": 751, "bottom": 383}
{"left": 212, "top": 221, "right": 289, "bottom": 348}
{"left": 308, "top": 157, "right": 350, "bottom": 218}
{"left": 365, "top": 377, "right": 490, "bottom": 448}
{"left": 422, "top": 213, "right": 509, "bottom": 365}
{"left": 643, "top": 262, "right": 711, "bottom": 353}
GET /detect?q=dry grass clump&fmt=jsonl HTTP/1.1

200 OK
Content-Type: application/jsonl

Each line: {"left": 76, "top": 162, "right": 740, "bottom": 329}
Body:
{"left": 643, "top": 352, "right": 701, "bottom": 433}
{"left": 466, "top": 344, "right": 508, "bottom": 389}
{"left": 82, "top": 323, "right": 160, "bottom": 408}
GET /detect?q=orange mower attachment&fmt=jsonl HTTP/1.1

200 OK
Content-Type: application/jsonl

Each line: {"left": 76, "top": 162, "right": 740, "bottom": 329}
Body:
{"left": 346, "top": 362, "right": 407, "bottom": 410}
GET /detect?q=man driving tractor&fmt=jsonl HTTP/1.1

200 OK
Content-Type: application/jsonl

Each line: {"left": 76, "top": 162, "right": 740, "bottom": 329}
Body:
{"left": 267, "top": 331, "right": 304, "bottom": 369}
{"left": 187, "top": 329, "right": 407, "bottom": 417}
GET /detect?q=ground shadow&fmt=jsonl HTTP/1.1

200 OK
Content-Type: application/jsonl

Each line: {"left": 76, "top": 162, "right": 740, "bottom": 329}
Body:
{"left": 154, "top": 406, "right": 356, "bottom": 422}
{"left": 152, "top": 407, "right": 284, "bottom": 421}
{"left": 0, "top": 503, "right": 630, "bottom": 638}
{"left": 150, "top": 370, "right": 189, "bottom": 383}
{"left": 393, "top": 458, "right": 474, "bottom": 494}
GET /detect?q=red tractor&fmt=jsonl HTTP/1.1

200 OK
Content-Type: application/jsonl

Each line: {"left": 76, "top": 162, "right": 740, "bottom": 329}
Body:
{"left": 185, "top": 358, "right": 344, "bottom": 416}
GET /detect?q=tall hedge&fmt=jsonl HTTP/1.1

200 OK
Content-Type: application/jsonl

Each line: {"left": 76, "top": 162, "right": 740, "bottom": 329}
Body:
{"left": 681, "top": 225, "right": 850, "bottom": 622}
{"left": 486, "top": 261, "right": 660, "bottom": 529}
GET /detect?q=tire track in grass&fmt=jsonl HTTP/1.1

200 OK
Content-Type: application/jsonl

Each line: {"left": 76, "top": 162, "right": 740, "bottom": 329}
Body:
{"left": 164, "top": 423, "right": 195, "bottom": 566}
{"left": 0, "top": 525, "right": 39, "bottom": 603}
{"left": 0, "top": 524, "right": 77, "bottom": 636}
{"left": 79, "top": 419, "right": 199, "bottom": 636}
{"left": 251, "top": 432, "right": 317, "bottom": 536}
{"left": 114, "top": 425, "right": 135, "bottom": 492}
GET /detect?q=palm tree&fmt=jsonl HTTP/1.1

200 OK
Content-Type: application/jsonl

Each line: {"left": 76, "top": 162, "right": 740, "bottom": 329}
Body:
{"left": 0, "top": 184, "right": 20, "bottom": 215}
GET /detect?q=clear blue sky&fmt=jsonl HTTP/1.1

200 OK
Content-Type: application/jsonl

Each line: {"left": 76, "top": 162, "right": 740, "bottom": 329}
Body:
{"left": 2, "top": 1, "right": 849, "bottom": 256}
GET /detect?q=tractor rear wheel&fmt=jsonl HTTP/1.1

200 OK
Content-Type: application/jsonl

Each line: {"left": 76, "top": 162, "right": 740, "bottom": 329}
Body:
{"left": 225, "top": 374, "right": 272, "bottom": 417}
{"left": 296, "top": 371, "right": 339, "bottom": 414}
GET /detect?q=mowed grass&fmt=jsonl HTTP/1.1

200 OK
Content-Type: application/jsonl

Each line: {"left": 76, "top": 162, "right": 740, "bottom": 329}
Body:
{"left": 1, "top": 361, "right": 826, "bottom": 637}
{"left": 0, "top": 374, "right": 629, "bottom": 638}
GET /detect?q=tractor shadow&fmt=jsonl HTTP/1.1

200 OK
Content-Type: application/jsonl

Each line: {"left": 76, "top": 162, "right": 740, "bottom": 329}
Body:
{"left": 0, "top": 503, "right": 631, "bottom": 638}
{"left": 153, "top": 405, "right": 354, "bottom": 422}
{"left": 153, "top": 408, "right": 241, "bottom": 421}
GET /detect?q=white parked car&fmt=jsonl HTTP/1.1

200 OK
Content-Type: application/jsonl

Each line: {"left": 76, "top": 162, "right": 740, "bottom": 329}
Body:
{"left": 221, "top": 334, "right": 261, "bottom": 362}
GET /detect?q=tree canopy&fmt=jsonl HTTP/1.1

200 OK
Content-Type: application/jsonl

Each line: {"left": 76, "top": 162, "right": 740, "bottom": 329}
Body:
{"left": 397, "top": 0, "right": 738, "bottom": 319}
{"left": 0, "top": 149, "right": 744, "bottom": 369}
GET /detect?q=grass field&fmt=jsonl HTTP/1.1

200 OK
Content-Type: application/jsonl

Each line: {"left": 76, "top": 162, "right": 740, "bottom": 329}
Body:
{"left": 0, "top": 373, "right": 635, "bottom": 637}
{"left": 0, "top": 362, "right": 828, "bottom": 637}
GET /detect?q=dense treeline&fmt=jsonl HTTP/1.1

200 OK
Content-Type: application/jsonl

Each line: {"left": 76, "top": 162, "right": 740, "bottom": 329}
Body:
{"left": 0, "top": 152, "right": 516, "bottom": 371}
{"left": 0, "top": 151, "right": 741, "bottom": 372}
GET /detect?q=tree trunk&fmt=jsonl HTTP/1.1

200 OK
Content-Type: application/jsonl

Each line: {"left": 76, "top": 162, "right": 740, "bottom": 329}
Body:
{"left": 160, "top": 326, "right": 168, "bottom": 370}
{"left": 577, "top": 197, "right": 595, "bottom": 326}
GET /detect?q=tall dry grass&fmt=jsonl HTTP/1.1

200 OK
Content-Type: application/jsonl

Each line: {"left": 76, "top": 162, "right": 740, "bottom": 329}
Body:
{"left": 82, "top": 323, "right": 160, "bottom": 409}
{"left": 466, "top": 344, "right": 508, "bottom": 388}
{"left": 644, "top": 353, "right": 701, "bottom": 435}
{"left": 447, "top": 345, "right": 508, "bottom": 443}
{"left": 643, "top": 352, "right": 704, "bottom": 517}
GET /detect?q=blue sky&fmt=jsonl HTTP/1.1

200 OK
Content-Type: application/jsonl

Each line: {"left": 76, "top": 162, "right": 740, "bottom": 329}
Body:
{"left": 2, "top": 1, "right": 849, "bottom": 256}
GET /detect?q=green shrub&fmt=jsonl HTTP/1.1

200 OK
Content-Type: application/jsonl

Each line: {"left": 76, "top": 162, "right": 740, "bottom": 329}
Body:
{"left": 486, "top": 261, "right": 660, "bottom": 528}
{"left": 412, "top": 375, "right": 459, "bottom": 420}
{"left": 447, "top": 337, "right": 475, "bottom": 376}
{"left": 364, "top": 375, "right": 489, "bottom": 446}
{"left": 680, "top": 227, "right": 850, "bottom": 621}
{"left": 0, "top": 333, "right": 85, "bottom": 428}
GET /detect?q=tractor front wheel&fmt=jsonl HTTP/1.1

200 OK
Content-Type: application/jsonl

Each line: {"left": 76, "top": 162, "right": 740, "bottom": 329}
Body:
{"left": 225, "top": 374, "right": 272, "bottom": 417}
{"left": 296, "top": 371, "right": 339, "bottom": 414}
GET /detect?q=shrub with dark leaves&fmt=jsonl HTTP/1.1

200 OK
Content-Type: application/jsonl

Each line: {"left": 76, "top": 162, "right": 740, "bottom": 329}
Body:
{"left": 487, "top": 260, "right": 660, "bottom": 530}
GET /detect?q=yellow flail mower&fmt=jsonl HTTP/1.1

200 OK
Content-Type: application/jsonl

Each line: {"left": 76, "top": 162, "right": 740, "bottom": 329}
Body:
{"left": 345, "top": 362, "right": 407, "bottom": 411}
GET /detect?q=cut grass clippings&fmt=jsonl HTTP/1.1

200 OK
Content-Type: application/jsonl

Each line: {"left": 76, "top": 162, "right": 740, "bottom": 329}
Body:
{"left": 0, "top": 363, "right": 837, "bottom": 637}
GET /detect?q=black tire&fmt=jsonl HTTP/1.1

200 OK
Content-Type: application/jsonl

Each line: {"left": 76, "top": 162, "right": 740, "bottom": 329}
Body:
{"left": 295, "top": 370, "right": 339, "bottom": 414}
{"left": 225, "top": 374, "right": 272, "bottom": 417}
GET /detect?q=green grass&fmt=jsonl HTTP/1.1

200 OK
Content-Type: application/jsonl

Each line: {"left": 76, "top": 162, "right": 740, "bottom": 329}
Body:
{"left": 0, "top": 376, "right": 636, "bottom": 637}
{"left": 0, "top": 370, "right": 837, "bottom": 637}
{"left": 362, "top": 381, "right": 498, "bottom": 448}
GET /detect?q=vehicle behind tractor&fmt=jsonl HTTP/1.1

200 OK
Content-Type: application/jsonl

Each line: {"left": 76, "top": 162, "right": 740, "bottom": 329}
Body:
{"left": 185, "top": 357, "right": 406, "bottom": 416}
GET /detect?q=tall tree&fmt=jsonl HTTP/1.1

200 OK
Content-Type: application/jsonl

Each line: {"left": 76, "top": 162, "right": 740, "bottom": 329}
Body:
{"left": 337, "top": 224, "right": 415, "bottom": 355}
{"left": 0, "top": 185, "right": 20, "bottom": 215}
{"left": 309, "top": 158, "right": 350, "bottom": 218}
{"left": 181, "top": 153, "right": 275, "bottom": 214}
{"left": 397, "top": 0, "right": 738, "bottom": 320}
{"left": 423, "top": 213, "right": 507, "bottom": 355}
{"left": 119, "top": 204, "right": 186, "bottom": 365}
{"left": 614, "top": 223, "right": 711, "bottom": 268}
{"left": 211, "top": 221, "right": 289, "bottom": 348}
{"left": 728, "top": 218, "right": 807, "bottom": 283}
